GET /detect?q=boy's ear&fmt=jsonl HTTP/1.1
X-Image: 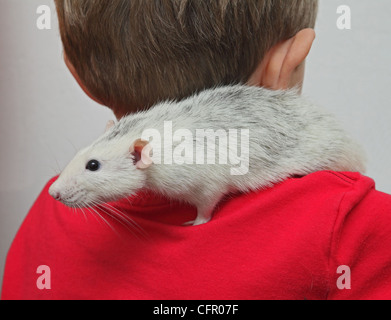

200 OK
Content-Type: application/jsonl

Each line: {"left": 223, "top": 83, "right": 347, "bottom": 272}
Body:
{"left": 105, "top": 120, "right": 115, "bottom": 133}
{"left": 130, "top": 139, "right": 153, "bottom": 169}
{"left": 248, "top": 28, "right": 316, "bottom": 90}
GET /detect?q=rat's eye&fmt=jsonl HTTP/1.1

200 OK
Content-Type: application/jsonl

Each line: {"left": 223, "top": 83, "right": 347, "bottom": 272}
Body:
{"left": 86, "top": 160, "right": 101, "bottom": 172}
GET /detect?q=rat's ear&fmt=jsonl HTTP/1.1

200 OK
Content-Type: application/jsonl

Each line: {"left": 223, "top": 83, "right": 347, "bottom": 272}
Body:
{"left": 130, "top": 139, "right": 153, "bottom": 169}
{"left": 105, "top": 120, "right": 115, "bottom": 133}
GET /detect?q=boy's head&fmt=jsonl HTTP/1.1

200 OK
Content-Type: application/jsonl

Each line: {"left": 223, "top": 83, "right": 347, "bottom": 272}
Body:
{"left": 55, "top": 0, "right": 318, "bottom": 118}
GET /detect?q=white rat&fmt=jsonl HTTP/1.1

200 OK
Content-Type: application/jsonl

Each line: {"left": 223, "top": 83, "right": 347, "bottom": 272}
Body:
{"left": 49, "top": 85, "right": 366, "bottom": 226}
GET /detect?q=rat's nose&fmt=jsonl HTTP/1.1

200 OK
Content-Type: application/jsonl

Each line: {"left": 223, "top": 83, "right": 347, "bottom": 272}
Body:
{"left": 52, "top": 192, "right": 62, "bottom": 201}
{"left": 49, "top": 186, "right": 62, "bottom": 201}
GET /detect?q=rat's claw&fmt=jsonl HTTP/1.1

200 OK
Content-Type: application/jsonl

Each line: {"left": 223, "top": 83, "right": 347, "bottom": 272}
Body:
{"left": 183, "top": 220, "right": 195, "bottom": 226}
{"left": 183, "top": 217, "right": 211, "bottom": 226}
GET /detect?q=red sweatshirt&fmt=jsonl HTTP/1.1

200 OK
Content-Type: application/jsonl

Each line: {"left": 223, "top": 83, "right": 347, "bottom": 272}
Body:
{"left": 2, "top": 171, "right": 391, "bottom": 300}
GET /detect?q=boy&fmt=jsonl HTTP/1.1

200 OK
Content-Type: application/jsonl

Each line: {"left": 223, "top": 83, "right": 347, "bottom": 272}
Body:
{"left": 2, "top": 0, "right": 391, "bottom": 300}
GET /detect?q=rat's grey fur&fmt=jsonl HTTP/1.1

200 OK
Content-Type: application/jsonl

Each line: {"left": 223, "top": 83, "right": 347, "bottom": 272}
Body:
{"left": 49, "top": 85, "right": 366, "bottom": 226}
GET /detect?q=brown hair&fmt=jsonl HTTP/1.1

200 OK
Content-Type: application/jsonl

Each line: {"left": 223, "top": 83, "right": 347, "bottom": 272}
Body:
{"left": 55, "top": 0, "right": 318, "bottom": 115}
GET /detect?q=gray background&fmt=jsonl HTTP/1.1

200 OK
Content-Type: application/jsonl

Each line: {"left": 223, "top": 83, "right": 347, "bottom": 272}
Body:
{"left": 0, "top": 0, "right": 390, "bottom": 293}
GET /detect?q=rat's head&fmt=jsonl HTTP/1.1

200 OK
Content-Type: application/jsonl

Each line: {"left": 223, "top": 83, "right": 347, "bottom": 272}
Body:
{"left": 49, "top": 121, "right": 152, "bottom": 208}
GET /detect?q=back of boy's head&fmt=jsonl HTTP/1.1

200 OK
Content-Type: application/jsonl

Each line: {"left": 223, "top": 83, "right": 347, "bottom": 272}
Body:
{"left": 55, "top": 0, "right": 318, "bottom": 115}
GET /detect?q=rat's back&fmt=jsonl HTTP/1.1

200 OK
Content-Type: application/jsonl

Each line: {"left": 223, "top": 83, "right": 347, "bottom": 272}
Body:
{"left": 125, "top": 85, "right": 365, "bottom": 189}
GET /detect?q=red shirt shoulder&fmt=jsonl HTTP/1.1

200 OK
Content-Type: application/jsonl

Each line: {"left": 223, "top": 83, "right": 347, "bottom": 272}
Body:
{"left": 2, "top": 171, "right": 391, "bottom": 300}
{"left": 326, "top": 173, "right": 391, "bottom": 299}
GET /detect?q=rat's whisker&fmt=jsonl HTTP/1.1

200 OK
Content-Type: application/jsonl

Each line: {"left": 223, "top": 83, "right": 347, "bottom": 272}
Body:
{"left": 95, "top": 203, "right": 144, "bottom": 240}
{"left": 90, "top": 200, "right": 132, "bottom": 230}
{"left": 76, "top": 204, "right": 88, "bottom": 222}
{"left": 43, "top": 142, "right": 62, "bottom": 174}
{"left": 89, "top": 200, "right": 149, "bottom": 240}
{"left": 125, "top": 197, "right": 134, "bottom": 208}
{"left": 102, "top": 202, "right": 148, "bottom": 238}
{"left": 78, "top": 200, "right": 108, "bottom": 228}
{"left": 65, "top": 137, "right": 79, "bottom": 154}
{"left": 86, "top": 204, "right": 118, "bottom": 235}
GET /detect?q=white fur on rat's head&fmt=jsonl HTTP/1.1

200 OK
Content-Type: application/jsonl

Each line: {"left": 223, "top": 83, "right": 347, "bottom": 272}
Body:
{"left": 49, "top": 134, "right": 147, "bottom": 208}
